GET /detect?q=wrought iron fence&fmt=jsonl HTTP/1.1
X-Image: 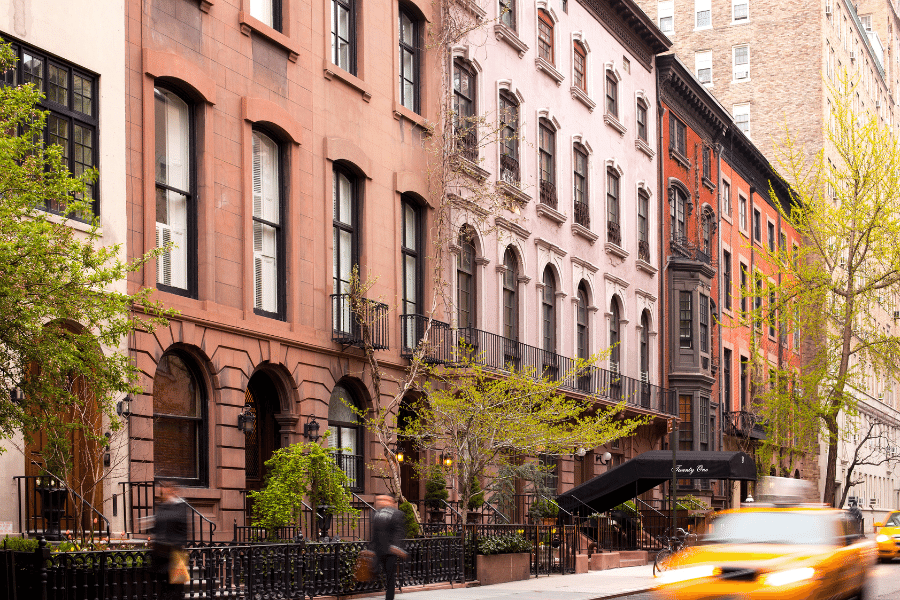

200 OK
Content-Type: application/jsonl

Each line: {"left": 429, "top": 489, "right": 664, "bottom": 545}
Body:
{"left": 607, "top": 220, "right": 621, "bottom": 246}
{"left": 725, "top": 410, "right": 767, "bottom": 440}
{"left": 120, "top": 481, "right": 216, "bottom": 544}
{"left": 539, "top": 180, "right": 557, "bottom": 209}
{"left": 638, "top": 239, "right": 651, "bottom": 262}
{"left": 574, "top": 200, "right": 590, "bottom": 228}
{"left": 330, "top": 294, "right": 389, "bottom": 350}
{"left": 13, "top": 475, "right": 110, "bottom": 542}
{"left": 457, "top": 129, "right": 478, "bottom": 162}
{"left": 400, "top": 314, "right": 452, "bottom": 363}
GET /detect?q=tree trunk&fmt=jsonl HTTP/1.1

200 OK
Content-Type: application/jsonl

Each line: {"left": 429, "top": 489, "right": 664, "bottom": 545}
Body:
{"left": 822, "top": 411, "right": 839, "bottom": 506}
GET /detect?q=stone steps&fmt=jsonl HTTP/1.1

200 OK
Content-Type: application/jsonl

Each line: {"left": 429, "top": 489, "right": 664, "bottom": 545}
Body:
{"left": 576, "top": 550, "right": 649, "bottom": 573}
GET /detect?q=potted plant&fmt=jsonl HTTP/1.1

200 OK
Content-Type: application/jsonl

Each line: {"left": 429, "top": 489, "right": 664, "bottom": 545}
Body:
{"left": 398, "top": 501, "right": 420, "bottom": 538}
{"left": 466, "top": 476, "right": 485, "bottom": 523}
{"left": 475, "top": 532, "right": 532, "bottom": 585}
{"left": 424, "top": 468, "right": 449, "bottom": 523}
{"left": 527, "top": 498, "right": 559, "bottom": 524}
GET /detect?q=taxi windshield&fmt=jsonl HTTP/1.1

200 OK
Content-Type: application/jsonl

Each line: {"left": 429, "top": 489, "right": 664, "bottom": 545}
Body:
{"left": 702, "top": 512, "right": 838, "bottom": 546}
{"left": 886, "top": 512, "right": 900, "bottom": 527}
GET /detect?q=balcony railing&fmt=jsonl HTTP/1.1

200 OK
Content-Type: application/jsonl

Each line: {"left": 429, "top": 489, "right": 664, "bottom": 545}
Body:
{"left": 539, "top": 179, "right": 557, "bottom": 209}
{"left": 638, "top": 239, "right": 650, "bottom": 262}
{"left": 333, "top": 453, "right": 364, "bottom": 492}
{"left": 456, "top": 128, "right": 478, "bottom": 162}
{"left": 574, "top": 200, "right": 590, "bottom": 228}
{"left": 670, "top": 235, "right": 715, "bottom": 266}
{"left": 725, "top": 410, "right": 767, "bottom": 440}
{"left": 607, "top": 220, "right": 621, "bottom": 246}
{"left": 400, "top": 314, "right": 452, "bottom": 363}
{"left": 500, "top": 153, "right": 520, "bottom": 185}
{"left": 453, "top": 327, "right": 676, "bottom": 416}
{"left": 331, "top": 293, "right": 389, "bottom": 350}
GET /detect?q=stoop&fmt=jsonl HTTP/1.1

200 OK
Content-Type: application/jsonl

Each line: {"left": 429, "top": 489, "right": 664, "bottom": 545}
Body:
{"left": 588, "top": 552, "right": 620, "bottom": 570}
{"left": 618, "top": 550, "right": 649, "bottom": 567}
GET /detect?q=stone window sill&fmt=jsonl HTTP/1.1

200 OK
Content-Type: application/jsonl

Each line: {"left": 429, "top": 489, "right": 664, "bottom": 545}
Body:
{"left": 535, "top": 57, "right": 565, "bottom": 86}
{"left": 605, "top": 241, "right": 629, "bottom": 259}
{"left": 239, "top": 11, "right": 300, "bottom": 62}
{"left": 536, "top": 202, "right": 567, "bottom": 224}
{"left": 670, "top": 148, "right": 690, "bottom": 169}
{"left": 636, "top": 259, "right": 657, "bottom": 275}
{"left": 572, "top": 223, "right": 599, "bottom": 244}
{"left": 635, "top": 138, "right": 655, "bottom": 158}
{"left": 494, "top": 24, "right": 529, "bottom": 57}
{"left": 571, "top": 86, "right": 596, "bottom": 112}
{"left": 604, "top": 112, "right": 627, "bottom": 136}
{"left": 702, "top": 176, "right": 715, "bottom": 191}
{"left": 497, "top": 180, "right": 531, "bottom": 204}
{"left": 393, "top": 102, "right": 431, "bottom": 132}
{"left": 451, "top": 155, "right": 490, "bottom": 182}
{"left": 324, "top": 61, "right": 373, "bottom": 102}
{"left": 200, "top": 0, "right": 213, "bottom": 12}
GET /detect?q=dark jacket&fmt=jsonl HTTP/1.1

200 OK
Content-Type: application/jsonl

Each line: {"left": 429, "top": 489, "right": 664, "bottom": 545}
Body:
{"left": 371, "top": 507, "right": 405, "bottom": 558}
{"left": 151, "top": 498, "right": 189, "bottom": 572}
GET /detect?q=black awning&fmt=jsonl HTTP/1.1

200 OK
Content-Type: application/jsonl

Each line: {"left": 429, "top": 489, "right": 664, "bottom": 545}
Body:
{"left": 558, "top": 451, "right": 756, "bottom": 515}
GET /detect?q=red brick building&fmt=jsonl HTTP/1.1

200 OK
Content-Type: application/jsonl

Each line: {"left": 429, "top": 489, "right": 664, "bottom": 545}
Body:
{"left": 657, "top": 54, "right": 808, "bottom": 508}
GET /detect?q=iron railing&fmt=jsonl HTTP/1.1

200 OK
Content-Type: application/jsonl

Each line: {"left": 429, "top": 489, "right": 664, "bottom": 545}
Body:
{"left": 725, "top": 410, "right": 767, "bottom": 440}
{"left": 330, "top": 293, "right": 389, "bottom": 350}
{"left": 13, "top": 475, "right": 110, "bottom": 542}
{"left": 607, "top": 220, "right": 621, "bottom": 245}
{"left": 574, "top": 200, "right": 590, "bottom": 228}
{"left": 500, "top": 153, "right": 520, "bottom": 184}
{"left": 539, "top": 179, "right": 557, "bottom": 209}
{"left": 120, "top": 481, "right": 216, "bottom": 544}
{"left": 457, "top": 128, "right": 478, "bottom": 162}
{"left": 638, "top": 239, "right": 651, "bottom": 262}
{"left": 400, "top": 314, "right": 452, "bottom": 363}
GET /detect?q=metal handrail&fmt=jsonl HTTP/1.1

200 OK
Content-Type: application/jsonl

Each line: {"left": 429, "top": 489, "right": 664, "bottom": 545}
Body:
{"left": 352, "top": 492, "right": 375, "bottom": 512}
{"left": 14, "top": 475, "right": 111, "bottom": 539}
{"left": 635, "top": 497, "right": 667, "bottom": 519}
{"left": 483, "top": 500, "right": 509, "bottom": 524}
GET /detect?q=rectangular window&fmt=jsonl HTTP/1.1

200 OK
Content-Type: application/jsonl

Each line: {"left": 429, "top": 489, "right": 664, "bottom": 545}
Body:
{"left": 702, "top": 146, "right": 711, "bottom": 180}
{"left": 723, "top": 348, "right": 733, "bottom": 413}
{"left": 252, "top": 131, "right": 283, "bottom": 317}
{"left": 574, "top": 146, "right": 588, "bottom": 226}
{"left": 607, "top": 170, "right": 619, "bottom": 226}
{"left": 723, "top": 250, "right": 732, "bottom": 311}
{"left": 739, "top": 194, "right": 747, "bottom": 229}
{"left": 699, "top": 397, "right": 709, "bottom": 444}
{"left": 700, "top": 294, "right": 709, "bottom": 353}
{"left": 453, "top": 60, "right": 477, "bottom": 161}
{"left": 769, "top": 288, "right": 777, "bottom": 338}
{"left": 538, "top": 10, "right": 554, "bottom": 63}
{"left": 767, "top": 221, "right": 775, "bottom": 251}
{"left": 753, "top": 209, "right": 761, "bottom": 242}
{"left": 500, "top": 0, "right": 516, "bottom": 30}
{"left": 670, "top": 115, "right": 687, "bottom": 156}
{"left": 658, "top": 1, "right": 674, "bottom": 33}
{"left": 696, "top": 50, "right": 712, "bottom": 84}
{"left": 155, "top": 87, "right": 193, "bottom": 295}
{"left": 680, "top": 291, "right": 693, "bottom": 349}
{"left": 332, "top": 0, "right": 355, "bottom": 73}
{"left": 398, "top": 8, "right": 419, "bottom": 113}
{"left": 679, "top": 394, "right": 693, "bottom": 451}
{"left": 401, "top": 198, "right": 420, "bottom": 318}
{"left": 733, "top": 0, "right": 749, "bottom": 21}
{"left": 754, "top": 275, "right": 763, "bottom": 331}
{"left": 740, "top": 263, "right": 748, "bottom": 312}
{"left": 8, "top": 44, "right": 98, "bottom": 218}
{"left": 574, "top": 42, "right": 587, "bottom": 91}
{"left": 638, "top": 192, "right": 649, "bottom": 245}
{"left": 539, "top": 120, "right": 555, "bottom": 187}
{"left": 733, "top": 45, "right": 750, "bottom": 80}
{"left": 637, "top": 101, "right": 648, "bottom": 141}
{"left": 250, "top": 0, "right": 281, "bottom": 30}
{"left": 606, "top": 73, "right": 618, "bottom": 117}
{"left": 722, "top": 180, "right": 731, "bottom": 216}
{"left": 740, "top": 356, "right": 748, "bottom": 409}
{"left": 695, "top": 0, "right": 711, "bottom": 29}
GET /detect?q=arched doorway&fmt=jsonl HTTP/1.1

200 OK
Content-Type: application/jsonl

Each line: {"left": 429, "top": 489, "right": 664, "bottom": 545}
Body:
{"left": 244, "top": 372, "right": 283, "bottom": 496}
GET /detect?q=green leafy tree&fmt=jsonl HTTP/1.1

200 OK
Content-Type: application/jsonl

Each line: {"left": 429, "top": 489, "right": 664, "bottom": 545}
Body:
{"left": 760, "top": 71, "right": 900, "bottom": 505}
{"left": 0, "top": 42, "right": 170, "bottom": 464}
{"left": 402, "top": 355, "right": 649, "bottom": 519}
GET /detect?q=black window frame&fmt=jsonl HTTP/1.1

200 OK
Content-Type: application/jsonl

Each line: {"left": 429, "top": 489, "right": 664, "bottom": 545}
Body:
{"left": 670, "top": 115, "right": 687, "bottom": 156}
{"left": 333, "top": 164, "right": 360, "bottom": 298}
{"left": 500, "top": 0, "right": 517, "bottom": 31}
{"left": 767, "top": 220, "right": 776, "bottom": 252}
{"left": 723, "top": 250, "right": 732, "bottom": 311}
{"left": 679, "top": 291, "right": 693, "bottom": 349}
{"left": 577, "top": 283, "right": 589, "bottom": 360}
{"left": 332, "top": 0, "right": 357, "bottom": 75}
{"left": 640, "top": 310, "right": 650, "bottom": 378}
{"left": 723, "top": 348, "right": 733, "bottom": 413}
{"left": 153, "top": 351, "right": 209, "bottom": 488}
{"left": 4, "top": 41, "right": 100, "bottom": 219}
{"left": 398, "top": 6, "right": 420, "bottom": 113}
{"left": 610, "top": 298, "right": 621, "bottom": 367}
{"left": 679, "top": 394, "right": 693, "bottom": 451}
{"left": 502, "top": 247, "right": 518, "bottom": 341}
{"left": 400, "top": 195, "right": 422, "bottom": 317}
{"left": 457, "top": 226, "right": 477, "bottom": 330}
{"left": 154, "top": 84, "right": 198, "bottom": 299}
{"left": 699, "top": 294, "right": 709, "bottom": 354}
{"left": 542, "top": 267, "right": 557, "bottom": 354}
{"left": 251, "top": 127, "right": 287, "bottom": 321}
{"left": 740, "top": 262, "right": 748, "bottom": 313}
{"left": 739, "top": 356, "right": 748, "bottom": 410}
{"left": 327, "top": 383, "right": 365, "bottom": 492}
{"left": 753, "top": 208, "right": 761, "bottom": 242}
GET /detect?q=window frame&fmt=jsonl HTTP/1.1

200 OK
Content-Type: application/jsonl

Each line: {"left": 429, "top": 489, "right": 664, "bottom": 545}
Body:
{"left": 753, "top": 208, "right": 761, "bottom": 242}
{"left": 499, "top": 0, "right": 517, "bottom": 31}
{"left": 671, "top": 186, "right": 687, "bottom": 237}
{"left": 154, "top": 85, "right": 197, "bottom": 298}
{"left": 679, "top": 291, "right": 693, "bottom": 349}
{"left": 398, "top": 6, "right": 420, "bottom": 113}
{"left": 734, "top": 103, "right": 750, "bottom": 135}
{"left": 331, "top": 0, "right": 357, "bottom": 74}
{"left": 739, "top": 194, "right": 748, "bottom": 230}
{"left": 573, "top": 41, "right": 587, "bottom": 92}
{"left": 699, "top": 293, "right": 709, "bottom": 354}
{"left": 542, "top": 267, "right": 557, "bottom": 354}
{"left": 723, "top": 348, "right": 733, "bottom": 413}
{"left": 457, "top": 227, "right": 477, "bottom": 330}
{"left": 250, "top": 0, "right": 283, "bottom": 31}
{"left": 609, "top": 298, "right": 621, "bottom": 369}
{"left": 658, "top": 0, "right": 674, "bottom": 34}
{"left": 607, "top": 168, "right": 620, "bottom": 227}
{"left": 695, "top": 0, "right": 711, "bottom": 30}
{"left": 502, "top": 247, "right": 519, "bottom": 341}
{"left": 733, "top": 44, "right": 750, "bottom": 81}
{"left": 333, "top": 164, "right": 360, "bottom": 299}
{"left": 732, "top": 0, "right": 749, "bottom": 23}
{"left": 573, "top": 144, "right": 588, "bottom": 223}
{"left": 327, "top": 383, "right": 365, "bottom": 492}
{"left": 539, "top": 118, "right": 556, "bottom": 187}
{"left": 723, "top": 250, "right": 732, "bottom": 311}
{"left": 670, "top": 115, "right": 687, "bottom": 157}
{"left": 251, "top": 128, "right": 287, "bottom": 320}
{"left": 453, "top": 59, "right": 477, "bottom": 160}
{"left": 722, "top": 179, "right": 731, "bottom": 216}
{"left": 538, "top": 9, "right": 554, "bottom": 64}
{"left": 499, "top": 91, "right": 520, "bottom": 183}
{"left": 400, "top": 196, "right": 422, "bottom": 318}
{"left": 605, "top": 71, "right": 618, "bottom": 118}
{"left": 636, "top": 99, "right": 648, "bottom": 142}
{"left": 740, "top": 262, "right": 749, "bottom": 313}
{"left": 577, "top": 283, "right": 589, "bottom": 360}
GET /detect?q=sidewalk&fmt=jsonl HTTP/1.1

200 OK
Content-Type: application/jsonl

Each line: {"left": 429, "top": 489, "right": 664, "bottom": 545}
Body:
{"left": 362, "top": 565, "right": 656, "bottom": 600}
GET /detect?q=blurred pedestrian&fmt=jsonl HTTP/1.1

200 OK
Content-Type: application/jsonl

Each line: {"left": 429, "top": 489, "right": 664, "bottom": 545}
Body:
{"left": 151, "top": 480, "right": 189, "bottom": 600}
{"left": 371, "top": 494, "right": 407, "bottom": 600}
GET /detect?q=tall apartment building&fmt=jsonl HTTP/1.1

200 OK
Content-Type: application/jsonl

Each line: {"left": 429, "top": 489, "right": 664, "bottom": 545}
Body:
{"left": 0, "top": 1, "right": 129, "bottom": 537}
{"left": 638, "top": 0, "right": 900, "bottom": 509}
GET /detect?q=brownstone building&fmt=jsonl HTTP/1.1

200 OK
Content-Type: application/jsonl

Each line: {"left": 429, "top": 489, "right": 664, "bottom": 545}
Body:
{"left": 125, "top": 0, "right": 438, "bottom": 535}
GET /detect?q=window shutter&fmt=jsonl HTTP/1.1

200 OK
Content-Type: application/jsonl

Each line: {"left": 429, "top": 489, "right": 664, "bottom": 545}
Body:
{"left": 252, "top": 132, "right": 279, "bottom": 314}
{"left": 156, "top": 224, "right": 172, "bottom": 286}
{"left": 252, "top": 134, "right": 263, "bottom": 220}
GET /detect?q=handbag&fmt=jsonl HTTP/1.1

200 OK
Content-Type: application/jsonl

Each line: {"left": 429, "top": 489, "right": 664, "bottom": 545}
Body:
{"left": 354, "top": 549, "right": 375, "bottom": 582}
{"left": 169, "top": 550, "right": 190, "bottom": 585}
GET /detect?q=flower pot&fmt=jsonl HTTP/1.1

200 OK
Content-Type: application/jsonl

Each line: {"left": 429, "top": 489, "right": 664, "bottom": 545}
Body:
{"left": 36, "top": 486, "right": 67, "bottom": 541}
{"left": 317, "top": 504, "right": 333, "bottom": 540}
{"left": 475, "top": 552, "right": 530, "bottom": 585}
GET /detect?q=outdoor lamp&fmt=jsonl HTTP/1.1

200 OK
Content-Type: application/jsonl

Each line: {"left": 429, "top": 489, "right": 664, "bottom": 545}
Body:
{"left": 9, "top": 388, "right": 24, "bottom": 404}
{"left": 303, "top": 416, "right": 321, "bottom": 442}
{"left": 441, "top": 453, "right": 453, "bottom": 468}
{"left": 237, "top": 403, "right": 257, "bottom": 435}
{"left": 392, "top": 442, "right": 405, "bottom": 463}
{"left": 116, "top": 395, "right": 132, "bottom": 418}
{"left": 595, "top": 451, "right": 612, "bottom": 465}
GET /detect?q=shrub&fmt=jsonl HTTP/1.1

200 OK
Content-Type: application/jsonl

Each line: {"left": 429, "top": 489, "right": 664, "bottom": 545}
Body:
{"left": 612, "top": 500, "right": 639, "bottom": 517}
{"left": 424, "top": 469, "right": 449, "bottom": 510}
{"left": 477, "top": 533, "right": 531, "bottom": 555}
{"left": 527, "top": 498, "right": 559, "bottom": 519}
{"left": 467, "top": 476, "right": 484, "bottom": 511}
{"left": 2, "top": 537, "right": 38, "bottom": 551}
{"left": 398, "top": 501, "right": 420, "bottom": 538}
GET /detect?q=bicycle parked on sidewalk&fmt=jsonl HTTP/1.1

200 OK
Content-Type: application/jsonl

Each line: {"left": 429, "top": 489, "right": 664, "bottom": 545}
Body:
{"left": 652, "top": 527, "right": 698, "bottom": 576}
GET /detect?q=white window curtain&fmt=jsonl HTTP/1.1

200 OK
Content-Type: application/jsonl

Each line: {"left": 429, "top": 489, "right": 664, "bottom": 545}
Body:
{"left": 658, "top": 1, "right": 674, "bottom": 33}
{"left": 695, "top": 0, "right": 711, "bottom": 28}
{"left": 734, "top": 103, "right": 750, "bottom": 135}
{"left": 733, "top": 0, "right": 748, "bottom": 21}
{"left": 696, "top": 50, "right": 713, "bottom": 83}
{"left": 154, "top": 89, "right": 189, "bottom": 290}
{"left": 733, "top": 45, "right": 750, "bottom": 79}
{"left": 252, "top": 131, "right": 279, "bottom": 313}
{"left": 250, "top": 0, "right": 274, "bottom": 28}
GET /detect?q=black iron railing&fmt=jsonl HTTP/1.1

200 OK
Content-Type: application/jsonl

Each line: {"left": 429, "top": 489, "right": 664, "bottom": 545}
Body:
{"left": 13, "top": 475, "right": 110, "bottom": 541}
{"left": 331, "top": 294, "right": 389, "bottom": 350}
{"left": 120, "top": 481, "right": 216, "bottom": 544}
{"left": 400, "top": 314, "right": 452, "bottom": 363}
{"left": 670, "top": 235, "right": 716, "bottom": 266}
{"left": 539, "top": 179, "right": 557, "bottom": 209}
{"left": 574, "top": 200, "right": 590, "bottom": 228}
{"left": 607, "top": 220, "right": 621, "bottom": 245}
{"left": 333, "top": 453, "right": 364, "bottom": 492}
{"left": 457, "top": 128, "right": 478, "bottom": 162}
{"left": 500, "top": 153, "right": 520, "bottom": 184}
{"left": 638, "top": 239, "right": 650, "bottom": 262}
{"left": 725, "top": 410, "right": 767, "bottom": 440}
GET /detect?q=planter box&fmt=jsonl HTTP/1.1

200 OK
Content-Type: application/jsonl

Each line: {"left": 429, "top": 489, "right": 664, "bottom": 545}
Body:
{"left": 475, "top": 552, "right": 530, "bottom": 585}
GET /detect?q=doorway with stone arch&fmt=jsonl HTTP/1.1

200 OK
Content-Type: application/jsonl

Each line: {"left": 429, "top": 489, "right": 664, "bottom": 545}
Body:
{"left": 243, "top": 371, "right": 284, "bottom": 506}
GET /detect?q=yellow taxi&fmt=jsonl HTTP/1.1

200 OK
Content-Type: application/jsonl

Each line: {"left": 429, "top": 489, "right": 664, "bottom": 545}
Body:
{"left": 652, "top": 478, "right": 876, "bottom": 600}
{"left": 874, "top": 510, "right": 900, "bottom": 562}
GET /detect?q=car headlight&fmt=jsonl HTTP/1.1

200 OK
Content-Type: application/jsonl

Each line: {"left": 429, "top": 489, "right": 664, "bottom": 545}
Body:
{"left": 658, "top": 565, "right": 717, "bottom": 584}
{"left": 877, "top": 534, "right": 890, "bottom": 543}
{"left": 763, "top": 567, "right": 815, "bottom": 587}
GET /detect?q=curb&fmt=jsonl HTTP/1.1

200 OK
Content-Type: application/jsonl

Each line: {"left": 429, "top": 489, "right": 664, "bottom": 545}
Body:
{"left": 588, "top": 587, "right": 654, "bottom": 599}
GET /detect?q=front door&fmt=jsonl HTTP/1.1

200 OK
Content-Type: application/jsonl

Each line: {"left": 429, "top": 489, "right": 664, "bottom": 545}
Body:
{"left": 243, "top": 376, "right": 281, "bottom": 518}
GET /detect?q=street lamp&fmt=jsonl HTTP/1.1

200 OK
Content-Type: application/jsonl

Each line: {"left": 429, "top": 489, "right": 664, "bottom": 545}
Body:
{"left": 116, "top": 395, "right": 132, "bottom": 418}
{"left": 441, "top": 453, "right": 453, "bottom": 468}
{"left": 303, "top": 416, "right": 321, "bottom": 442}
{"left": 595, "top": 451, "right": 613, "bottom": 465}
{"left": 392, "top": 441, "right": 405, "bottom": 463}
{"left": 237, "top": 403, "right": 257, "bottom": 435}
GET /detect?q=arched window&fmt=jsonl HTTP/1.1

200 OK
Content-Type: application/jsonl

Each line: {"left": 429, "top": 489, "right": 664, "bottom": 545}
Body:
{"left": 538, "top": 10, "right": 554, "bottom": 63}
{"left": 154, "top": 352, "right": 207, "bottom": 486}
{"left": 499, "top": 91, "right": 519, "bottom": 184}
{"left": 640, "top": 310, "right": 650, "bottom": 380}
{"left": 252, "top": 130, "right": 284, "bottom": 318}
{"left": 701, "top": 208, "right": 713, "bottom": 255}
{"left": 328, "top": 383, "right": 363, "bottom": 491}
{"left": 573, "top": 144, "right": 589, "bottom": 227}
{"left": 573, "top": 41, "right": 587, "bottom": 91}
{"left": 154, "top": 86, "right": 194, "bottom": 295}
{"left": 542, "top": 267, "right": 556, "bottom": 354}
{"left": 671, "top": 186, "right": 687, "bottom": 237}
{"left": 577, "top": 283, "right": 589, "bottom": 360}
{"left": 609, "top": 298, "right": 621, "bottom": 374}
{"left": 502, "top": 247, "right": 518, "bottom": 341}
{"left": 457, "top": 227, "right": 477, "bottom": 329}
